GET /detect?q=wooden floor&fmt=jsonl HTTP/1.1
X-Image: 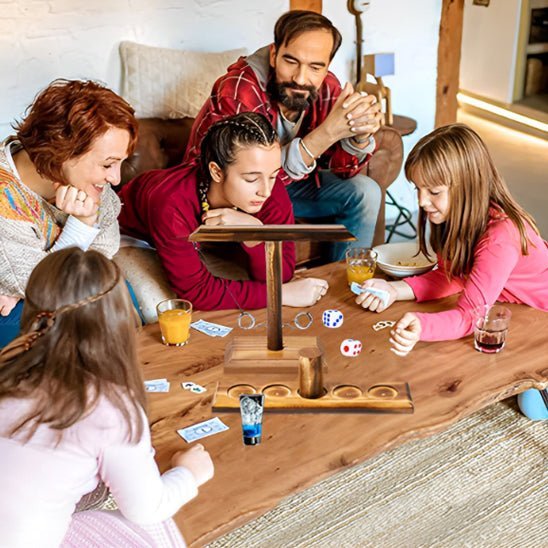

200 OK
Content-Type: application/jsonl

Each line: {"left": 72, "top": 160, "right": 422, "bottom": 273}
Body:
{"left": 457, "top": 110, "right": 548, "bottom": 239}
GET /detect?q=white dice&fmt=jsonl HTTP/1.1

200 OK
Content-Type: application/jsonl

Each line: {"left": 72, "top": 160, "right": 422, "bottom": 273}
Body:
{"left": 322, "top": 309, "right": 344, "bottom": 328}
{"left": 340, "top": 339, "right": 362, "bottom": 357}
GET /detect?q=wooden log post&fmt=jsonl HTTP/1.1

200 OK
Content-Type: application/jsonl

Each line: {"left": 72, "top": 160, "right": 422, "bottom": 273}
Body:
{"left": 435, "top": 0, "right": 465, "bottom": 127}
{"left": 290, "top": 0, "right": 322, "bottom": 13}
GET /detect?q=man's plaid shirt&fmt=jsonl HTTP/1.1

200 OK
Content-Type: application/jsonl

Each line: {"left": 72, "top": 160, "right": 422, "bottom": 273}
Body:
{"left": 184, "top": 52, "right": 374, "bottom": 187}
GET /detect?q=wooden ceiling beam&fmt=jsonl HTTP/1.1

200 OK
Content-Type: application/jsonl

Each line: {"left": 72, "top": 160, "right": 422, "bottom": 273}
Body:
{"left": 290, "top": 0, "right": 322, "bottom": 13}
{"left": 435, "top": 0, "right": 465, "bottom": 127}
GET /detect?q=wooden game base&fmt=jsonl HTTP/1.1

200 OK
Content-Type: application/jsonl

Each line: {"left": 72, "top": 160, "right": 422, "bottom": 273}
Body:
{"left": 213, "top": 336, "right": 414, "bottom": 414}
{"left": 224, "top": 336, "right": 326, "bottom": 374}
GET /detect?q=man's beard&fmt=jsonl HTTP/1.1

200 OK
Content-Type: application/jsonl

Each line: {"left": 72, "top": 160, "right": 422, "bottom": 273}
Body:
{"left": 267, "top": 80, "right": 319, "bottom": 112}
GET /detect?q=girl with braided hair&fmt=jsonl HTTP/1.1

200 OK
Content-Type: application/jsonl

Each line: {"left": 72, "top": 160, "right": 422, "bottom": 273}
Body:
{"left": 0, "top": 248, "right": 213, "bottom": 546}
{"left": 119, "top": 112, "right": 328, "bottom": 311}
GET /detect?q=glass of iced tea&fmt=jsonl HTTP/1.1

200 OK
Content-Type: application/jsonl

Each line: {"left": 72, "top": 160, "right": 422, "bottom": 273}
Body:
{"left": 473, "top": 304, "right": 511, "bottom": 354}
{"left": 346, "top": 247, "right": 378, "bottom": 286}
{"left": 156, "top": 299, "right": 193, "bottom": 346}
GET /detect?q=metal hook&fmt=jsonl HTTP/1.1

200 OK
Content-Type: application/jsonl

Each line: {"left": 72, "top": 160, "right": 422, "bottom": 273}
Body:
{"left": 293, "top": 311, "right": 313, "bottom": 330}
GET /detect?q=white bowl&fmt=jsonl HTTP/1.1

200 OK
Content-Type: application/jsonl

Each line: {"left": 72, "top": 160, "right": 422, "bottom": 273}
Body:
{"left": 372, "top": 242, "right": 436, "bottom": 278}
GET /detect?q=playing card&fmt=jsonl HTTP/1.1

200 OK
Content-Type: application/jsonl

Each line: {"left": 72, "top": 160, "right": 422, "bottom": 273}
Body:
{"left": 145, "top": 379, "right": 170, "bottom": 392}
{"left": 177, "top": 417, "right": 229, "bottom": 443}
{"left": 181, "top": 381, "right": 206, "bottom": 393}
{"left": 191, "top": 319, "right": 232, "bottom": 337}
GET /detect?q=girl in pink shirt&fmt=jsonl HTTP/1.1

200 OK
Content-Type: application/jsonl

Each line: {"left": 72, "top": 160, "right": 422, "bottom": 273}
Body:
{"left": 0, "top": 248, "right": 214, "bottom": 546}
{"left": 355, "top": 124, "right": 547, "bottom": 420}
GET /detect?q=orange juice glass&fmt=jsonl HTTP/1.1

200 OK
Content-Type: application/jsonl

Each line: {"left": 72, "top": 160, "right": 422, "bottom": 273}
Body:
{"left": 346, "top": 247, "right": 377, "bottom": 286}
{"left": 156, "top": 299, "right": 192, "bottom": 346}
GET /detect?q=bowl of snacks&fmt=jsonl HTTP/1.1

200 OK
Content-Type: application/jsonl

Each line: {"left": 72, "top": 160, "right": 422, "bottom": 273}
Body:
{"left": 372, "top": 242, "right": 436, "bottom": 278}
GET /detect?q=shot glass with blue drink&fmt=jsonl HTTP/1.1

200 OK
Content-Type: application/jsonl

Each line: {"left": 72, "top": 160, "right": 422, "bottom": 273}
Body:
{"left": 239, "top": 394, "right": 265, "bottom": 446}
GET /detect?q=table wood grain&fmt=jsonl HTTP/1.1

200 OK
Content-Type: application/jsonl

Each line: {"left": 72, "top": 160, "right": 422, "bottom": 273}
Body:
{"left": 139, "top": 261, "right": 548, "bottom": 546}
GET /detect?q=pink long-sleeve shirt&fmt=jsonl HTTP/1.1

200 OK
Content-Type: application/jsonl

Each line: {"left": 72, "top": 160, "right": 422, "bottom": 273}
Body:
{"left": 0, "top": 395, "right": 198, "bottom": 547}
{"left": 404, "top": 216, "right": 548, "bottom": 341}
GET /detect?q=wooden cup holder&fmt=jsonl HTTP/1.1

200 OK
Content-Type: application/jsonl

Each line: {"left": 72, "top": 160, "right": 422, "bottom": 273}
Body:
{"left": 213, "top": 379, "right": 413, "bottom": 413}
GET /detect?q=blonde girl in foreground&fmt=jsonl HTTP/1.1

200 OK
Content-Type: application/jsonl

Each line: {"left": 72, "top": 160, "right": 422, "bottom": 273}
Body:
{"left": 355, "top": 124, "right": 547, "bottom": 420}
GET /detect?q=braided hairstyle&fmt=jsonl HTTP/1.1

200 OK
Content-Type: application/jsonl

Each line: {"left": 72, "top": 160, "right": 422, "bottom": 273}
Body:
{"left": 0, "top": 248, "right": 146, "bottom": 442}
{"left": 198, "top": 112, "right": 278, "bottom": 213}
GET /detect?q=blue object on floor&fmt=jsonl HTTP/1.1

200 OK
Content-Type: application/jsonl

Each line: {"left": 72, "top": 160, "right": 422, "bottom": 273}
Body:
{"left": 517, "top": 389, "right": 548, "bottom": 421}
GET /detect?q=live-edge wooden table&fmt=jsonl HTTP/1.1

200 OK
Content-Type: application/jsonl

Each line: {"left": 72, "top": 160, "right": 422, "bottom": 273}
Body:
{"left": 139, "top": 261, "right": 548, "bottom": 547}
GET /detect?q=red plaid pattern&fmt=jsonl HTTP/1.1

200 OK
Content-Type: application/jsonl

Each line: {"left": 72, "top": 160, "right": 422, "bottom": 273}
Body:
{"left": 184, "top": 55, "right": 373, "bottom": 186}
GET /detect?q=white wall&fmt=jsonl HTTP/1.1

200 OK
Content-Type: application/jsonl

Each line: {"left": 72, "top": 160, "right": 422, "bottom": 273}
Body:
{"left": 0, "top": 0, "right": 288, "bottom": 138}
{"left": 323, "top": 0, "right": 442, "bottom": 216}
{"left": 460, "top": 0, "right": 522, "bottom": 103}
{"left": 1, "top": 0, "right": 442, "bottom": 217}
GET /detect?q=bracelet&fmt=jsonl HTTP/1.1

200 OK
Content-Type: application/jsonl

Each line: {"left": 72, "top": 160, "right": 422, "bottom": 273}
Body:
{"left": 352, "top": 134, "right": 371, "bottom": 145}
{"left": 300, "top": 139, "right": 317, "bottom": 160}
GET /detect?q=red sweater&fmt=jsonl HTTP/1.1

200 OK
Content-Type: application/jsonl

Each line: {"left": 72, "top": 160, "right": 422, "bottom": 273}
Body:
{"left": 118, "top": 164, "right": 295, "bottom": 310}
{"left": 184, "top": 48, "right": 372, "bottom": 186}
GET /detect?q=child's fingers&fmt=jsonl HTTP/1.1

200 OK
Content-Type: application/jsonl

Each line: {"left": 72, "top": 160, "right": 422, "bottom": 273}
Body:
{"left": 395, "top": 312, "right": 416, "bottom": 331}
{"left": 391, "top": 328, "right": 418, "bottom": 343}
{"left": 389, "top": 337, "right": 412, "bottom": 354}
{"left": 356, "top": 293, "right": 375, "bottom": 308}
{"left": 368, "top": 296, "right": 382, "bottom": 312}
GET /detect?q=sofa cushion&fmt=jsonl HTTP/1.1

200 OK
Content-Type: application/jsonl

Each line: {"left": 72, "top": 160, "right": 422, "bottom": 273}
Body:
{"left": 120, "top": 41, "right": 246, "bottom": 119}
{"left": 114, "top": 243, "right": 251, "bottom": 324}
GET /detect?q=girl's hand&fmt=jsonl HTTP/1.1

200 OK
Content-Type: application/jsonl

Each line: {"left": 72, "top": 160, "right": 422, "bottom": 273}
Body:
{"left": 282, "top": 277, "right": 329, "bottom": 307}
{"left": 202, "top": 208, "right": 262, "bottom": 227}
{"left": 54, "top": 184, "right": 98, "bottom": 226}
{"left": 390, "top": 312, "right": 422, "bottom": 356}
{"left": 355, "top": 278, "right": 397, "bottom": 312}
{"left": 171, "top": 444, "right": 214, "bottom": 487}
{"left": 0, "top": 295, "right": 19, "bottom": 316}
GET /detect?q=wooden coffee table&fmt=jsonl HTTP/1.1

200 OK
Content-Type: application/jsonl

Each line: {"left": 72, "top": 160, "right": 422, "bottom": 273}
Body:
{"left": 139, "top": 261, "right": 548, "bottom": 546}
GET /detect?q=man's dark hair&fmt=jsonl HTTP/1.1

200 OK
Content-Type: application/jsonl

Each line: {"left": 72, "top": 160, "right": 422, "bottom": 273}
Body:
{"left": 274, "top": 10, "right": 342, "bottom": 61}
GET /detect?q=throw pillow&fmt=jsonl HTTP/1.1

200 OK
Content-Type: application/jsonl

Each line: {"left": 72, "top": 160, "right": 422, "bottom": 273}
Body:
{"left": 120, "top": 41, "right": 246, "bottom": 118}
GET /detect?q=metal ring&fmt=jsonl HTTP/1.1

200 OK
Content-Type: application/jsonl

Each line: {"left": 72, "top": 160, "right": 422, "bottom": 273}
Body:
{"left": 238, "top": 311, "right": 256, "bottom": 330}
{"left": 293, "top": 311, "right": 313, "bottom": 330}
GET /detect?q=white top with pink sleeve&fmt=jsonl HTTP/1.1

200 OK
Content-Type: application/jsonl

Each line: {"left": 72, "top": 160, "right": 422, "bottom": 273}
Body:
{"left": 0, "top": 394, "right": 197, "bottom": 547}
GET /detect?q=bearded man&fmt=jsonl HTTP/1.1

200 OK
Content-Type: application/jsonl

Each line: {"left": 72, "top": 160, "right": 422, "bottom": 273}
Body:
{"left": 185, "top": 10, "right": 382, "bottom": 261}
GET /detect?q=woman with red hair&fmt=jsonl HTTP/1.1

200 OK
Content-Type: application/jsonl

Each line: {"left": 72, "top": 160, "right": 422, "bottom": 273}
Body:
{"left": 0, "top": 79, "right": 138, "bottom": 346}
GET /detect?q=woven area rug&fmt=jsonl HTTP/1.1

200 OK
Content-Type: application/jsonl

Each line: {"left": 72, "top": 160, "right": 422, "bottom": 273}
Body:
{"left": 208, "top": 400, "right": 547, "bottom": 547}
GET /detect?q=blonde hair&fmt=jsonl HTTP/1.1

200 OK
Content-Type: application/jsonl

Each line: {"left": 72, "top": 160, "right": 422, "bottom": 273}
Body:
{"left": 405, "top": 123, "right": 539, "bottom": 278}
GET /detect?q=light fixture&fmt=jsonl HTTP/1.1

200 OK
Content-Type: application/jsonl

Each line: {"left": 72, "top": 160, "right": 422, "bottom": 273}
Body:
{"left": 457, "top": 92, "right": 548, "bottom": 134}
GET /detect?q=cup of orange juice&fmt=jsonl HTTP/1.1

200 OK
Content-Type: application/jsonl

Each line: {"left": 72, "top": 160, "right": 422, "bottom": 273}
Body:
{"left": 156, "top": 299, "right": 192, "bottom": 346}
{"left": 346, "top": 247, "right": 377, "bottom": 286}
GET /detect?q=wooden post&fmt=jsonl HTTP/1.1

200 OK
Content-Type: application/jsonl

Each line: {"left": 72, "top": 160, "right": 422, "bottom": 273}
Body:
{"left": 298, "top": 347, "right": 324, "bottom": 398}
{"left": 435, "top": 0, "right": 465, "bottom": 127}
{"left": 290, "top": 0, "right": 322, "bottom": 13}
{"left": 266, "top": 241, "right": 283, "bottom": 351}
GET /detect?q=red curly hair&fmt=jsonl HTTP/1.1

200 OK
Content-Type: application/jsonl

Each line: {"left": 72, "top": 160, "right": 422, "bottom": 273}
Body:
{"left": 14, "top": 79, "right": 138, "bottom": 184}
